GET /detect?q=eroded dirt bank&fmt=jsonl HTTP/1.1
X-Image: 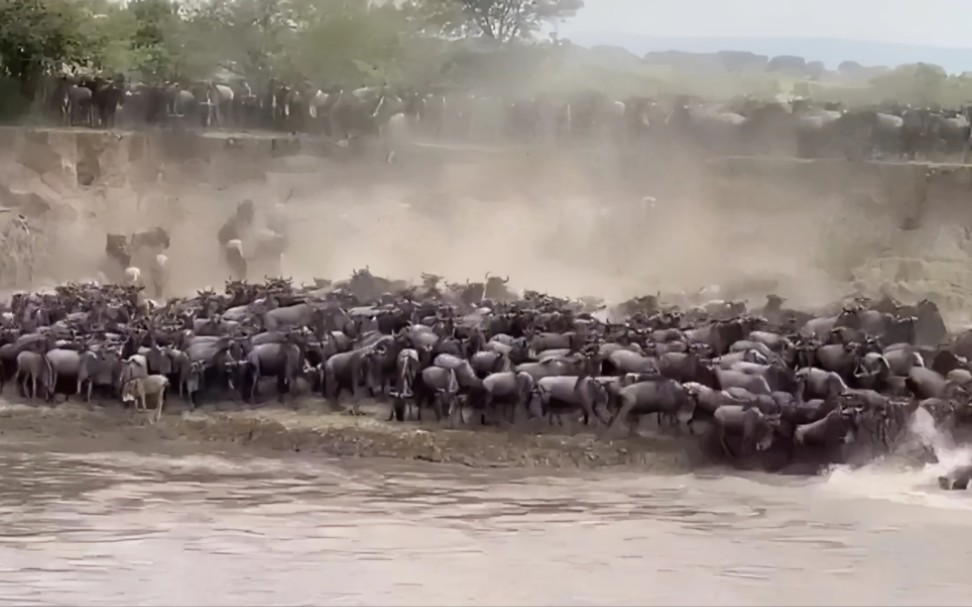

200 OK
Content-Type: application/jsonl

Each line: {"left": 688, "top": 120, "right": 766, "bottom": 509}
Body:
{"left": 7, "top": 125, "right": 972, "bottom": 320}
{"left": 0, "top": 400, "right": 694, "bottom": 470}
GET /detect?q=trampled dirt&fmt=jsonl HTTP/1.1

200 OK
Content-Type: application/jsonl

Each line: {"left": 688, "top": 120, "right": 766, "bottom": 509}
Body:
{"left": 0, "top": 398, "right": 693, "bottom": 470}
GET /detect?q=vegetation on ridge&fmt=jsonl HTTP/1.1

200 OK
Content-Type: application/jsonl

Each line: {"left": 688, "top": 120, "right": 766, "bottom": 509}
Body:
{"left": 0, "top": 0, "right": 971, "bottom": 110}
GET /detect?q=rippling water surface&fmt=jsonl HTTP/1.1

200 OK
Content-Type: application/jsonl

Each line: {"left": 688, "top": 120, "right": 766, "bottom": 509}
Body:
{"left": 2, "top": 441, "right": 972, "bottom": 606}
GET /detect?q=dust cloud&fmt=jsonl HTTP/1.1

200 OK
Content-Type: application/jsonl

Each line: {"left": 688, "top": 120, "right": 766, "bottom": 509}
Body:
{"left": 5, "top": 130, "right": 972, "bottom": 314}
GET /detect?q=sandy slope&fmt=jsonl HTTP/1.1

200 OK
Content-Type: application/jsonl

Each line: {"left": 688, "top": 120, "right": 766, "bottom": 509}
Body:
{"left": 0, "top": 398, "right": 693, "bottom": 470}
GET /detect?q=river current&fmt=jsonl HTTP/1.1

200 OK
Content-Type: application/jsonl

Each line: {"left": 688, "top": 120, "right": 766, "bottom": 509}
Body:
{"left": 1, "top": 437, "right": 972, "bottom": 606}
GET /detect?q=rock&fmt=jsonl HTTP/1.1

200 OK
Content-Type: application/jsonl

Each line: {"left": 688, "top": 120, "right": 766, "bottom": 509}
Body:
{"left": 938, "top": 463, "right": 972, "bottom": 490}
{"left": 938, "top": 475, "right": 969, "bottom": 490}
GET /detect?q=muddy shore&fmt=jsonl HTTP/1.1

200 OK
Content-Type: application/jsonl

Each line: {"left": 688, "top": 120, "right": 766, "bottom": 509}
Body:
{"left": 0, "top": 399, "right": 694, "bottom": 470}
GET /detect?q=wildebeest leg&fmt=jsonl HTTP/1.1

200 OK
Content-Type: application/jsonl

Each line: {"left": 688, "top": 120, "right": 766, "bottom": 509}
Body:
{"left": 155, "top": 388, "right": 166, "bottom": 423}
{"left": 47, "top": 371, "right": 57, "bottom": 403}
{"left": 717, "top": 425, "right": 734, "bottom": 461}
{"left": 446, "top": 394, "right": 461, "bottom": 426}
{"left": 483, "top": 393, "right": 498, "bottom": 426}
{"left": 249, "top": 366, "right": 260, "bottom": 402}
{"left": 87, "top": 379, "right": 93, "bottom": 402}
{"left": 428, "top": 393, "right": 443, "bottom": 422}
{"left": 324, "top": 367, "right": 337, "bottom": 402}
{"left": 275, "top": 373, "right": 287, "bottom": 403}
{"left": 577, "top": 399, "right": 599, "bottom": 428}
{"left": 349, "top": 365, "right": 361, "bottom": 415}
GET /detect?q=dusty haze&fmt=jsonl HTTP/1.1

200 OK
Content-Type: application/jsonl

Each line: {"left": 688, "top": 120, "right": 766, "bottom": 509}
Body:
{"left": 2, "top": 130, "right": 971, "bottom": 318}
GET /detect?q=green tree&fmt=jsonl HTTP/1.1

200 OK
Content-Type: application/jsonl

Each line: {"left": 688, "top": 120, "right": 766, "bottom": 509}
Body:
{"left": 185, "top": 0, "right": 299, "bottom": 83}
{"left": 0, "top": 0, "right": 94, "bottom": 94}
{"left": 283, "top": 0, "right": 426, "bottom": 85}
{"left": 127, "top": 0, "right": 185, "bottom": 80}
{"left": 420, "top": 0, "right": 583, "bottom": 43}
{"left": 86, "top": 1, "right": 138, "bottom": 76}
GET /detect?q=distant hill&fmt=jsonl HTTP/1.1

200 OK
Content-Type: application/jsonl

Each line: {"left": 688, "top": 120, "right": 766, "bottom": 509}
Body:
{"left": 562, "top": 32, "right": 972, "bottom": 74}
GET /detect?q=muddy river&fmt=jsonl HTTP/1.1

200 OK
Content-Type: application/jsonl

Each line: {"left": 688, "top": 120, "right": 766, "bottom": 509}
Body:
{"left": 1, "top": 439, "right": 971, "bottom": 606}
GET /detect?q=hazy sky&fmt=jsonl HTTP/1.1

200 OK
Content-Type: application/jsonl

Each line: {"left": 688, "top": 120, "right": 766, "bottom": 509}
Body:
{"left": 563, "top": 0, "right": 970, "bottom": 48}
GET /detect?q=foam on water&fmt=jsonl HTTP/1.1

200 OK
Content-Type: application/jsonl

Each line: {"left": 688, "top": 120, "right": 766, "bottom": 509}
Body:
{"left": 821, "top": 408, "right": 972, "bottom": 510}
{"left": 51, "top": 450, "right": 333, "bottom": 480}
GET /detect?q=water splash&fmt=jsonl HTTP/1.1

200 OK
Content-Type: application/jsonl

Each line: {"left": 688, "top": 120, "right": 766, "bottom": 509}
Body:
{"left": 910, "top": 406, "right": 972, "bottom": 477}
{"left": 821, "top": 408, "right": 972, "bottom": 510}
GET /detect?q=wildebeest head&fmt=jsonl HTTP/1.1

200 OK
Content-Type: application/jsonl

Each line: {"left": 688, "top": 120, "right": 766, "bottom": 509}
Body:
{"left": 835, "top": 305, "right": 863, "bottom": 330}
{"left": 916, "top": 298, "right": 947, "bottom": 346}
{"left": 764, "top": 294, "right": 784, "bottom": 312}
{"left": 106, "top": 234, "right": 131, "bottom": 265}
{"left": 348, "top": 267, "right": 380, "bottom": 302}
{"left": 420, "top": 272, "right": 442, "bottom": 294}
{"left": 458, "top": 279, "right": 485, "bottom": 306}
{"left": 483, "top": 272, "right": 511, "bottom": 301}
{"left": 930, "top": 350, "right": 966, "bottom": 376}
{"left": 748, "top": 411, "right": 780, "bottom": 452}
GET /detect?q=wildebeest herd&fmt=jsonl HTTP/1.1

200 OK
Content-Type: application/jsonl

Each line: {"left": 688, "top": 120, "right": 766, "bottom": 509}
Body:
{"left": 49, "top": 74, "right": 465, "bottom": 142}
{"left": 41, "top": 74, "right": 972, "bottom": 161}
{"left": 674, "top": 98, "right": 972, "bottom": 161}
{"left": 3, "top": 262, "right": 972, "bottom": 475}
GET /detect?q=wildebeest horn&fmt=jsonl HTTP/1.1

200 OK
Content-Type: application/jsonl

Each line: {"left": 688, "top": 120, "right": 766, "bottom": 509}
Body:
{"left": 503, "top": 275, "right": 509, "bottom": 283}
{"left": 485, "top": 272, "right": 491, "bottom": 281}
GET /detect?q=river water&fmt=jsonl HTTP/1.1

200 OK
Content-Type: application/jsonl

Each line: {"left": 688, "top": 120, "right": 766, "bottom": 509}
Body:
{"left": 2, "top": 440, "right": 972, "bottom": 606}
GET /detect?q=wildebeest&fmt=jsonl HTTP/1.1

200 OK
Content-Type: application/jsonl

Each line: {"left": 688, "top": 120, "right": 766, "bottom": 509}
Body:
{"left": 0, "top": 268, "right": 963, "bottom": 479}
{"left": 122, "top": 374, "right": 170, "bottom": 423}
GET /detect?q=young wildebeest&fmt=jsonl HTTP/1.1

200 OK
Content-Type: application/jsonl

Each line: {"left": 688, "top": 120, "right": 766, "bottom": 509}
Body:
{"left": 16, "top": 349, "right": 46, "bottom": 399}
{"left": 78, "top": 349, "right": 122, "bottom": 401}
{"left": 387, "top": 348, "right": 421, "bottom": 421}
{"left": 610, "top": 378, "right": 696, "bottom": 434}
{"left": 122, "top": 375, "right": 170, "bottom": 423}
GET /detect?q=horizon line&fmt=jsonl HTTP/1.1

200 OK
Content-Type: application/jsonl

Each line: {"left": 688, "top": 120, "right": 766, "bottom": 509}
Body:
{"left": 568, "top": 32, "right": 972, "bottom": 52}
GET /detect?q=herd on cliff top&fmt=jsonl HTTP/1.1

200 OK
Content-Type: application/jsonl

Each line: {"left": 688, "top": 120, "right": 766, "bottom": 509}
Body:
{"left": 39, "top": 74, "right": 972, "bottom": 162}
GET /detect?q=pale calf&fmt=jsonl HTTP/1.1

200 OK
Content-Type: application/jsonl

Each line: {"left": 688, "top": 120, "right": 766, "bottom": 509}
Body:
{"left": 121, "top": 374, "right": 170, "bottom": 423}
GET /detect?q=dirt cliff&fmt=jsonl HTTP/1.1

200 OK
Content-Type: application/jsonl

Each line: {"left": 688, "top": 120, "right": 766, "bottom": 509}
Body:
{"left": 0, "top": 126, "right": 970, "bottom": 324}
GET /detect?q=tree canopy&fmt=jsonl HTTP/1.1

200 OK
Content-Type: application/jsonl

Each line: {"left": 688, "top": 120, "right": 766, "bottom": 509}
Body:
{"left": 2, "top": 0, "right": 971, "bottom": 111}
{"left": 419, "top": 0, "right": 582, "bottom": 42}
{"left": 0, "top": 0, "right": 584, "bottom": 90}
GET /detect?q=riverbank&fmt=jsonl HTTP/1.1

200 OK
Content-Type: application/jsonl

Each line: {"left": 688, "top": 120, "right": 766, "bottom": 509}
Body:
{"left": 0, "top": 399, "right": 694, "bottom": 470}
